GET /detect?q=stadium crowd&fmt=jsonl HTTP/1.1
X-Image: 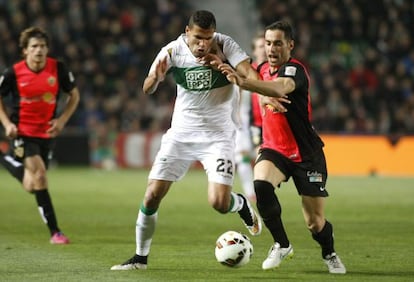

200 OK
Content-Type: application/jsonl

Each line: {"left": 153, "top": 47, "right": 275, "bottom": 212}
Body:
{"left": 0, "top": 0, "right": 191, "bottom": 165}
{"left": 0, "top": 0, "right": 413, "bottom": 166}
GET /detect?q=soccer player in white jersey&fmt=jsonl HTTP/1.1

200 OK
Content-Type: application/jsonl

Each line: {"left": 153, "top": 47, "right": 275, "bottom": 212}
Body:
{"left": 111, "top": 10, "right": 262, "bottom": 270}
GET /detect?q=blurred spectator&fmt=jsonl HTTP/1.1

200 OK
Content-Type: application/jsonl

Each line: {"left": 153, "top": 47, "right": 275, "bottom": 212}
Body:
{"left": 0, "top": 0, "right": 190, "bottom": 167}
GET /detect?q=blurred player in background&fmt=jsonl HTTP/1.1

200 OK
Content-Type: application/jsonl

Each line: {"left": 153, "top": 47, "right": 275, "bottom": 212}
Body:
{"left": 234, "top": 86, "right": 256, "bottom": 202}
{"left": 111, "top": 10, "right": 262, "bottom": 271}
{"left": 234, "top": 32, "right": 267, "bottom": 202}
{"left": 219, "top": 21, "right": 346, "bottom": 274}
{"left": 0, "top": 27, "right": 80, "bottom": 244}
{"left": 249, "top": 32, "right": 267, "bottom": 150}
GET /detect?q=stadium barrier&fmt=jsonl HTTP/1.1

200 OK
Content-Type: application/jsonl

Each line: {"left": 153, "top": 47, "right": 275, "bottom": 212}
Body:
{"left": 322, "top": 135, "right": 413, "bottom": 176}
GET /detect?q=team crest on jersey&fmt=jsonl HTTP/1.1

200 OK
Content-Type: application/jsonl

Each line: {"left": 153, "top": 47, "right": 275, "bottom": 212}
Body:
{"left": 185, "top": 69, "right": 212, "bottom": 90}
{"left": 285, "top": 66, "right": 297, "bottom": 76}
{"left": 47, "top": 76, "right": 56, "bottom": 86}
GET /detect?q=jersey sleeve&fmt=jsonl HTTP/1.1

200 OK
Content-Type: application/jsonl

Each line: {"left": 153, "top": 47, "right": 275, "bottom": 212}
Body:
{"left": 216, "top": 33, "right": 250, "bottom": 68}
{"left": 0, "top": 68, "right": 15, "bottom": 97}
{"left": 57, "top": 61, "right": 76, "bottom": 92}
{"left": 149, "top": 43, "right": 173, "bottom": 75}
{"left": 277, "top": 62, "right": 307, "bottom": 91}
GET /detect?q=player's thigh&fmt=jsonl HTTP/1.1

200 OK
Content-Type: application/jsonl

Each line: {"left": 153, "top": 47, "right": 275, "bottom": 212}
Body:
{"left": 254, "top": 160, "right": 285, "bottom": 187}
{"left": 148, "top": 137, "right": 193, "bottom": 182}
{"left": 254, "top": 149, "right": 287, "bottom": 187}
{"left": 22, "top": 139, "right": 47, "bottom": 178}
{"left": 23, "top": 155, "right": 47, "bottom": 190}
{"left": 24, "top": 155, "right": 46, "bottom": 172}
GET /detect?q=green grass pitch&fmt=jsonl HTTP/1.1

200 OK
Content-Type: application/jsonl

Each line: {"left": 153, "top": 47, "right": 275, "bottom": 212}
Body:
{"left": 0, "top": 167, "right": 413, "bottom": 281}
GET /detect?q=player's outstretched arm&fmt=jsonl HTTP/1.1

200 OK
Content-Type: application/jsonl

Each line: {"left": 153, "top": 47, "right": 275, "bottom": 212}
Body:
{"left": 143, "top": 57, "right": 168, "bottom": 95}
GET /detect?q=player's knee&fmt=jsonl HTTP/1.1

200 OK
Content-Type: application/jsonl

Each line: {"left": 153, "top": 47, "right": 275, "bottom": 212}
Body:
{"left": 24, "top": 186, "right": 35, "bottom": 193}
{"left": 143, "top": 179, "right": 171, "bottom": 209}
{"left": 22, "top": 173, "right": 44, "bottom": 192}
{"left": 143, "top": 191, "right": 163, "bottom": 209}
{"left": 305, "top": 215, "right": 326, "bottom": 233}
{"left": 254, "top": 180, "right": 281, "bottom": 219}
{"left": 31, "top": 168, "right": 47, "bottom": 187}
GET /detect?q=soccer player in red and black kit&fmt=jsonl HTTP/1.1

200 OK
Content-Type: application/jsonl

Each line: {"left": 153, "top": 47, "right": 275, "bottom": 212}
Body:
{"left": 0, "top": 27, "right": 80, "bottom": 244}
{"left": 219, "top": 21, "right": 346, "bottom": 274}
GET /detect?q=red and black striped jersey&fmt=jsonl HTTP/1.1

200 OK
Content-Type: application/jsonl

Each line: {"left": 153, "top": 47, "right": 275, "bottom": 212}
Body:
{"left": 0, "top": 57, "right": 76, "bottom": 138}
{"left": 259, "top": 58, "right": 324, "bottom": 162}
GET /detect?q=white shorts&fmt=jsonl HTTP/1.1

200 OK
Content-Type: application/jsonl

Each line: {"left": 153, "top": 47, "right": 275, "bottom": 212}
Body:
{"left": 148, "top": 130, "right": 236, "bottom": 186}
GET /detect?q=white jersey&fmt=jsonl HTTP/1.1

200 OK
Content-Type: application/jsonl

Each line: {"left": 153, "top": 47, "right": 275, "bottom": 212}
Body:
{"left": 149, "top": 33, "right": 249, "bottom": 139}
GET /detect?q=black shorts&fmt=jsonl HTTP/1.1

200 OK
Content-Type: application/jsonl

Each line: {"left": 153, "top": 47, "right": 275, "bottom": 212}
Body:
{"left": 256, "top": 148, "right": 329, "bottom": 197}
{"left": 11, "top": 136, "right": 54, "bottom": 168}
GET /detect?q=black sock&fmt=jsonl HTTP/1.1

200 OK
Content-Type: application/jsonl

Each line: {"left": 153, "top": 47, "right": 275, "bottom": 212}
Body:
{"left": 0, "top": 151, "right": 24, "bottom": 183}
{"left": 312, "top": 220, "right": 335, "bottom": 258}
{"left": 254, "top": 180, "right": 290, "bottom": 247}
{"left": 34, "top": 189, "right": 60, "bottom": 235}
{"left": 237, "top": 194, "right": 253, "bottom": 226}
{"left": 133, "top": 254, "right": 148, "bottom": 264}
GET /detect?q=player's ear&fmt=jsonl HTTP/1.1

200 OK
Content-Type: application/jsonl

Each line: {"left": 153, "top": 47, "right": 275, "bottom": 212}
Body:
{"left": 288, "top": 40, "right": 294, "bottom": 51}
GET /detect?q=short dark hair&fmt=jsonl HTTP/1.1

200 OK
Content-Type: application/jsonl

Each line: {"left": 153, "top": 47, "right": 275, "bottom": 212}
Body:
{"left": 19, "top": 26, "right": 49, "bottom": 50}
{"left": 265, "top": 21, "right": 294, "bottom": 41}
{"left": 188, "top": 10, "right": 216, "bottom": 30}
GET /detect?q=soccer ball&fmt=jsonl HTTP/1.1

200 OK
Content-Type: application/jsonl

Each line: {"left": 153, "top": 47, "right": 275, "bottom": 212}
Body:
{"left": 214, "top": 231, "right": 253, "bottom": 267}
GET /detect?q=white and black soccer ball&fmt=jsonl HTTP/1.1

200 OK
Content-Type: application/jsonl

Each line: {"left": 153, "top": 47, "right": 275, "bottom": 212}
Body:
{"left": 214, "top": 231, "right": 253, "bottom": 267}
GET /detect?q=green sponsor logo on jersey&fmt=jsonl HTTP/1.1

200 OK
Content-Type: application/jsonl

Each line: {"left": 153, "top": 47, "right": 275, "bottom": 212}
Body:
{"left": 170, "top": 66, "right": 230, "bottom": 92}
{"left": 186, "top": 69, "right": 211, "bottom": 90}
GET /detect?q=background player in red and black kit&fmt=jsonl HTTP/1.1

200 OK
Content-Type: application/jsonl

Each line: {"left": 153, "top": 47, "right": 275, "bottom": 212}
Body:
{"left": 219, "top": 21, "right": 346, "bottom": 274}
{"left": 0, "top": 27, "right": 80, "bottom": 244}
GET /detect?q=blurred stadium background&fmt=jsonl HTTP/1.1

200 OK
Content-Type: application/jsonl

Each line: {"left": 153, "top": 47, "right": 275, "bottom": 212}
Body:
{"left": 0, "top": 0, "right": 413, "bottom": 175}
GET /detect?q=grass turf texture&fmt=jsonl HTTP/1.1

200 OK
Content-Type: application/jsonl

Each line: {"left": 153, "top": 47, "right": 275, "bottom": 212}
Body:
{"left": 0, "top": 167, "right": 413, "bottom": 282}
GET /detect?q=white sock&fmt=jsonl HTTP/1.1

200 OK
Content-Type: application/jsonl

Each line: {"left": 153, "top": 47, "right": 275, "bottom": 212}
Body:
{"left": 229, "top": 192, "right": 244, "bottom": 213}
{"left": 237, "top": 161, "right": 255, "bottom": 200}
{"left": 135, "top": 210, "right": 157, "bottom": 256}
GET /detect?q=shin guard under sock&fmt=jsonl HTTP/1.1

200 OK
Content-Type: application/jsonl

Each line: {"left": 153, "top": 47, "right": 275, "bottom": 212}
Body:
{"left": 254, "top": 180, "right": 289, "bottom": 247}
{"left": 34, "top": 189, "right": 59, "bottom": 235}
{"left": 312, "top": 220, "right": 335, "bottom": 258}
